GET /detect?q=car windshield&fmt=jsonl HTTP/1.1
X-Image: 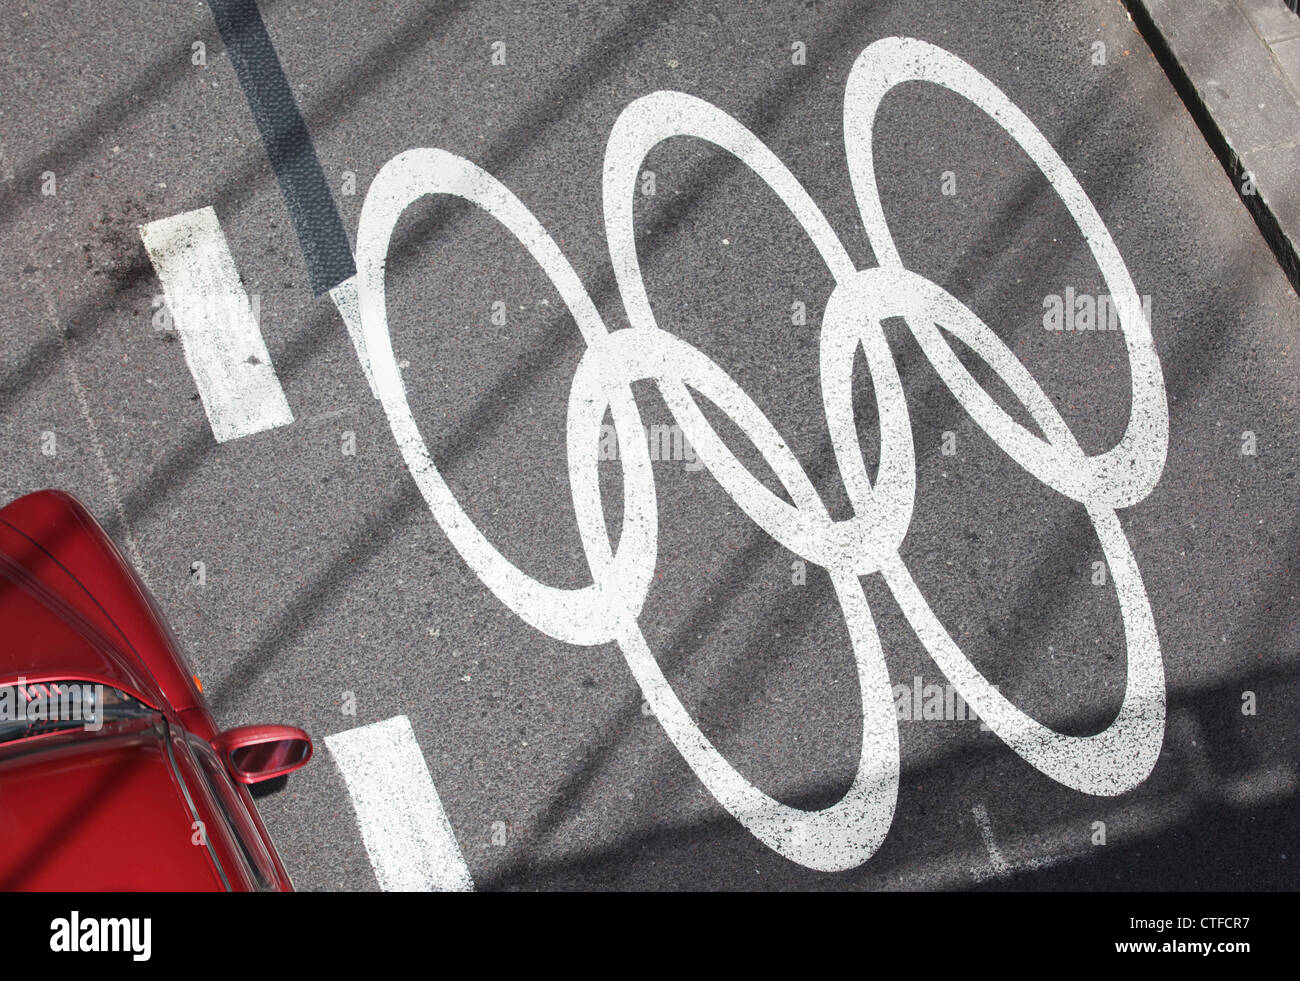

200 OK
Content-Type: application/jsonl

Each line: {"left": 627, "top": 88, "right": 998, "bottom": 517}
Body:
{"left": 0, "top": 681, "right": 155, "bottom": 744}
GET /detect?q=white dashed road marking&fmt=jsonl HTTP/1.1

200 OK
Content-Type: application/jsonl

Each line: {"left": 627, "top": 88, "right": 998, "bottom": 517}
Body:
{"left": 139, "top": 206, "right": 294, "bottom": 443}
{"left": 326, "top": 715, "right": 474, "bottom": 892}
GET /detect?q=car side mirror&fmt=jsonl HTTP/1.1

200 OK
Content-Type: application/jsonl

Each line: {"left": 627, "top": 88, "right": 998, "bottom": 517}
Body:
{"left": 212, "top": 725, "right": 312, "bottom": 785}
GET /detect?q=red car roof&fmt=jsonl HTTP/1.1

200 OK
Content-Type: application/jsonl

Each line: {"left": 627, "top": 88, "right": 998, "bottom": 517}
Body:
{"left": 0, "top": 491, "right": 205, "bottom": 717}
{"left": 0, "top": 722, "right": 224, "bottom": 890}
{"left": 0, "top": 547, "right": 162, "bottom": 706}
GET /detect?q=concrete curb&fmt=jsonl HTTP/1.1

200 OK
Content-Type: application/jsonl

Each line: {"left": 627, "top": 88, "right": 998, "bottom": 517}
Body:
{"left": 1124, "top": 0, "right": 1300, "bottom": 294}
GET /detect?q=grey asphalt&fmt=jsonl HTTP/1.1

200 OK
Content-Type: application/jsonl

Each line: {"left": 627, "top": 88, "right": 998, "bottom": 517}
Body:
{"left": 0, "top": 0, "right": 1297, "bottom": 890}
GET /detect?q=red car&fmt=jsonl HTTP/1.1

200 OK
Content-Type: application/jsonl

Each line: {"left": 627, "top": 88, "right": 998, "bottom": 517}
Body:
{"left": 0, "top": 490, "right": 312, "bottom": 891}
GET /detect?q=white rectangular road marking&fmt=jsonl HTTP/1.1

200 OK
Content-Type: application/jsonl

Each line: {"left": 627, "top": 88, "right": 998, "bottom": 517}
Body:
{"left": 326, "top": 715, "right": 474, "bottom": 892}
{"left": 139, "top": 206, "right": 294, "bottom": 442}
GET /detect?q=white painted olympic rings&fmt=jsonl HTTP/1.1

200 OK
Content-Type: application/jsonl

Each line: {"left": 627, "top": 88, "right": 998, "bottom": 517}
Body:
{"left": 353, "top": 37, "right": 1168, "bottom": 871}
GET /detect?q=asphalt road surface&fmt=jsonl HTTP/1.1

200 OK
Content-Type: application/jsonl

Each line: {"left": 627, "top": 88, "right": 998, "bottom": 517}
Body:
{"left": 1, "top": 0, "right": 1297, "bottom": 890}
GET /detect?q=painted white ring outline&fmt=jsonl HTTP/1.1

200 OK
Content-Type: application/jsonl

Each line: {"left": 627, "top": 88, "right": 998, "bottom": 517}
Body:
{"left": 605, "top": 93, "right": 918, "bottom": 574}
{"left": 355, "top": 148, "right": 658, "bottom": 647}
{"left": 357, "top": 149, "right": 901, "bottom": 871}
{"left": 572, "top": 330, "right": 902, "bottom": 870}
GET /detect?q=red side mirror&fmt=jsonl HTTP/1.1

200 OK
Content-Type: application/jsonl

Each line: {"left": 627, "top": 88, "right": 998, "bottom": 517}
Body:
{"left": 212, "top": 725, "right": 312, "bottom": 785}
